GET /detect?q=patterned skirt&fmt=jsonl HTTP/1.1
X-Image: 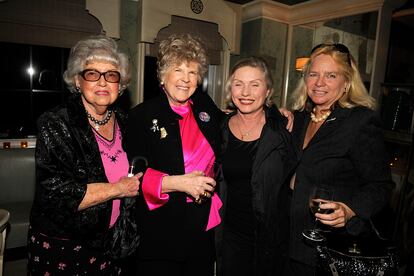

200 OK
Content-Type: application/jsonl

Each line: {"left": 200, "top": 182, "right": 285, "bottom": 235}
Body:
{"left": 27, "top": 229, "right": 120, "bottom": 275}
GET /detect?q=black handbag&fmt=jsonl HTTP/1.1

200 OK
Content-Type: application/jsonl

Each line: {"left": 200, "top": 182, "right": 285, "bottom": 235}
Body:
{"left": 104, "top": 156, "right": 147, "bottom": 259}
{"left": 104, "top": 197, "right": 140, "bottom": 260}
{"left": 316, "top": 223, "right": 399, "bottom": 276}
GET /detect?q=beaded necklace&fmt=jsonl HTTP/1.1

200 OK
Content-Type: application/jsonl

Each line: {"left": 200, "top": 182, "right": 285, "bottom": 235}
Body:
{"left": 85, "top": 109, "right": 113, "bottom": 130}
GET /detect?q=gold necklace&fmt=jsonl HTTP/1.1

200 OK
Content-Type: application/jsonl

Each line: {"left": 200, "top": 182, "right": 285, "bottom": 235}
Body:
{"left": 236, "top": 113, "right": 263, "bottom": 141}
{"left": 310, "top": 108, "right": 331, "bottom": 123}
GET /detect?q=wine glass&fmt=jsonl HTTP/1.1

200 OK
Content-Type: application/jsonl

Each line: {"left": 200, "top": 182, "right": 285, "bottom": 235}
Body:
{"left": 195, "top": 160, "right": 221, "bottom": 204}
{"left": 302, "top": 186, "right": 334, "bottom": 242}
{"left": 205, "top": 160, "right": 221, "bottom": 179}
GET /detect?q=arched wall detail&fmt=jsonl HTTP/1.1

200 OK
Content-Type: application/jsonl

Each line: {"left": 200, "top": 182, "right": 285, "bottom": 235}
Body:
{"left": 133, "top": 15, "right": 231, "bottom": 108}
{"left": 149, "top": 16, "right": 224, "bottom": 65}
{"left": 137, "top": 0, "right": 240, "bottom": 54}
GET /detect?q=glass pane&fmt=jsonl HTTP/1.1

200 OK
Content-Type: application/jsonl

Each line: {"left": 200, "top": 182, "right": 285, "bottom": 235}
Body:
{"left": 0, "top": 42, "right": 30, "bottom": 90}
{"left": 32, "top": 45, "right": 63, "bottom": 90}
{"left": 144, "top": 56, "right": 160, "bottom": 101}
{"left": 380, "top": 85, "right": 414, "bottom": 133}
{"left": 0, "top": 90, "right": 32, "bottom": 138}
{"left": 33, "top": 91, "right": 67, "bottom": 121}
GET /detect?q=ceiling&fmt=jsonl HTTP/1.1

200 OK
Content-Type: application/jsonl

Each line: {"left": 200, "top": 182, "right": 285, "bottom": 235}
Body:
{"left": 225, "top": 0, "right": 308, "bottom": 4}
{"left": 224, "top": 0, "right": 414, "bottom": 29}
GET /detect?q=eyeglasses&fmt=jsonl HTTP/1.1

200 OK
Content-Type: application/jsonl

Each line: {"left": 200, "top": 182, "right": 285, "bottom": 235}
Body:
{"left": 79, "top": 69, "right": 121, "bottom": 83}
{"left": 311, "top": 43, "right": 351, "bottom": 65}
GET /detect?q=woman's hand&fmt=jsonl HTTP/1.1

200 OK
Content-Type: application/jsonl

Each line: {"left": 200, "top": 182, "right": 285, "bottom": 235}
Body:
{"left": 78, "top": 172, "right": 142, "bottom": 211}
{"left": 162, "top": 171, "right": 216, "bottom": 200}
{"left": 315, "top": 201, "right": 356, "bottom": 228}
{"left": 278, "top": 107, "right": 294, "bottom": 132}
{"left": 116, "top": 172, "right": 143, "bottom": 198}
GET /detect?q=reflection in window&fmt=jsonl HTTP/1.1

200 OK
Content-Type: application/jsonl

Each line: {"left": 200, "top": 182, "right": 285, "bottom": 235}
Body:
{"left": 33, "top": 45, "right": 63, "bottom": 91}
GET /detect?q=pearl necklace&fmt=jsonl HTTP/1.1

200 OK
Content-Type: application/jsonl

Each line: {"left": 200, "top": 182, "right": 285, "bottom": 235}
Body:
{"left": 86, "top": 109, "right": 113, "bottom": 131}
{"left": 310, "top": 108, "right": 331, "bottom": 123}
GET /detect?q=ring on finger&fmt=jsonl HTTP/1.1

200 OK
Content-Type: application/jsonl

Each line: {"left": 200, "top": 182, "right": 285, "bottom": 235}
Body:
{"left": 202, "top": 191, "right": 209, "bottom": 198}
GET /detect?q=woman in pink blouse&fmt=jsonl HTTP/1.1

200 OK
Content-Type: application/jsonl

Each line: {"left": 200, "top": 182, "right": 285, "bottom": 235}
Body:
{"left": 28, "top": 35, "right": 142, "bottom": 275}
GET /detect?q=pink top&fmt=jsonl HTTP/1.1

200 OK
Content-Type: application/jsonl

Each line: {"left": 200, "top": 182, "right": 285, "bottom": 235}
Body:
{"left": 93, "top": 121, "right": 129, "bottom": 227}
{"left": 142, "top": 102, "right": 222, "bottom": 231}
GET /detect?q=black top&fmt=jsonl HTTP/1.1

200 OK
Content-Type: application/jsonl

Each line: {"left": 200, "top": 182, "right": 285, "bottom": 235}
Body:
{"left": 217, "top": 106, "right": 297, "bottom": 276}
{"left": 222, "top": 130, "right": 259, "bottom": 237}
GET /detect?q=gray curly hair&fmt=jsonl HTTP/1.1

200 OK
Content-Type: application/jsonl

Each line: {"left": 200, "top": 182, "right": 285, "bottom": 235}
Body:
{"left": 63, "top": 35, "right": 131, "bottom": 93}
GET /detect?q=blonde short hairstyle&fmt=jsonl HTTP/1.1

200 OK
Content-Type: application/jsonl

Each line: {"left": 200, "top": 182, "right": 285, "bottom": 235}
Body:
{"left": 290, "top": 43, "right": 375, "bottom": 112}
{"left": 225, "top": 56, "right": 274, "bottom": 108}
{"left": 157, "top": 33, "right": 208, "bottom": 84}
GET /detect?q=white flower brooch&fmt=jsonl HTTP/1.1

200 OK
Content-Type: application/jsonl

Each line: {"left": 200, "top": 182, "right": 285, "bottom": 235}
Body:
{"left": 150, "top": 119, "right": 168, "bottom": 139}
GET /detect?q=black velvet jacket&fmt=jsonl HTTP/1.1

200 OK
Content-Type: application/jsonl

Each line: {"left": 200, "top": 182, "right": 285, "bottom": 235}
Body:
{"left": 216, "top": 106, "right": 297, "bottom": 276}
{"left": 29, "top": 95, "right": 127, "bottom": 250}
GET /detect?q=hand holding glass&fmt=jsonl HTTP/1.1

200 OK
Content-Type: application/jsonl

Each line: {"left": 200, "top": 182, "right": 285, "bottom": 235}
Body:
{"left": 302, "top": 187, "right": 334, "bottom": 242}
{"left": 194, "top": 161, "right": 221, "bottom": 204}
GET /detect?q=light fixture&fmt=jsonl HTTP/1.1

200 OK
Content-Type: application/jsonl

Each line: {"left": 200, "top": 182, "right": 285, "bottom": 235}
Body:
{"left": 295, "top": 57, "right": 309, "bottom": 72}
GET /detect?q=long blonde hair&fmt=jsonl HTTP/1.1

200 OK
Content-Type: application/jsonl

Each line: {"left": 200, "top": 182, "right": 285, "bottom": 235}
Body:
{"left": 290, "top": 43, "right": 376, "bottom": 112}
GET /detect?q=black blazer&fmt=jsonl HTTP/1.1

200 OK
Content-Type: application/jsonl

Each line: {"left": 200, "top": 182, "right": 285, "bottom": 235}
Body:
{"left": 124, "top": 90, "right": 224, "bottom": 260}
{"left": 216, "top": 106, "right": 296, "bottom": 275}
{"left": 30, "top": 95, "right": 127, "bottom": 250}
{"left": 289, "top": 106, "right": 394, "bottom": 266}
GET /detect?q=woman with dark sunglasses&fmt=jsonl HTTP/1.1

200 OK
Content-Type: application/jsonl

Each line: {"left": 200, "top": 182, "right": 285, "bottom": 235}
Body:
{"left": 28, "top": 35, "right": 142, "bottom": 275}
{"left": 285, "top": 43, "right": 394, "bottom": 275}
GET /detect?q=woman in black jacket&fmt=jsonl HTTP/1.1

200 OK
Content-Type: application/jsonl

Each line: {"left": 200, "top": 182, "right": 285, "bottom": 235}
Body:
{"left": 217, "top": 56, "right": 296, "bottom": 276}
{"left": 286, "top": 43, "right": 394, "bottom": 275}
{"left": 124, "top": 34, "right": 224, "bottom": 276}
{"left": 28, "top": 35, "right": 141, "bottom": 275}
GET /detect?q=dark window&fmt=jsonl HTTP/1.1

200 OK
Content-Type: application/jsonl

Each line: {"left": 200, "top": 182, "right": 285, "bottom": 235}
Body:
{"left": 144, "top": 56, "right": 160, "bottom": 101}
{"left": 0, "top": 42, "right": 31, "bottom": 90}
{"left": 0, "top": 42, "right": 69, "bottom": 138}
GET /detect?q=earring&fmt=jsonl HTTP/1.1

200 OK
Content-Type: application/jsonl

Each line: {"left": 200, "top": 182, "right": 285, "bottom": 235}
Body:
{"left": 76, "top": 87, "right": 81, "bottom": 93}
{"left": 160, "top": 81, "right": 164, "bottom": 86}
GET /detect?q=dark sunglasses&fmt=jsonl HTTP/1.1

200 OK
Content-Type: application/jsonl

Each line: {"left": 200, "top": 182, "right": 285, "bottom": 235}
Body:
{"left": 311, "top": 43, "right": 351, "bottom": 65}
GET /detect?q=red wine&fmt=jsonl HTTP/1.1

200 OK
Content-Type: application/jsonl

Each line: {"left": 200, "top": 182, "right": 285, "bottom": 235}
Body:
{"left": 310, "top": 200, "right": 334, "bottom": 214}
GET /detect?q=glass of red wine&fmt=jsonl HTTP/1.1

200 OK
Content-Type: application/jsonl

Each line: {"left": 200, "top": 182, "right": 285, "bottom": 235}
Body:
{"left": 302, "top": 186, "right": 334, "bottom": 242}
